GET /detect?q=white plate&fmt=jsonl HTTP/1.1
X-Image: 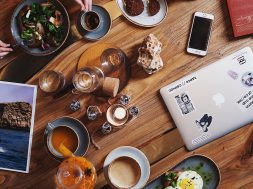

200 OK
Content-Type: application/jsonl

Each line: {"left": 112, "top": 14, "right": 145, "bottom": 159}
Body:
{"left": 103, "top": 146, "right": 150, "bottom": 189}
{"left": 116, "top": 0, "right": 168, "bottom": 27}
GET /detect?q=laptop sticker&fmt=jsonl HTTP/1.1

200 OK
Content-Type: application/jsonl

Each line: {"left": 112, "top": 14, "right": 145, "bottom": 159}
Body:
{"left": 241, "top": 72, "right": 253, "bottom": 87}
{"left": 192, "top": 133, "right": 210, "bottom": 145}
{"left": 232, "top": 49, "right": 249, "bottom": 66}
{"left": 235, "top": 71, "right": 253, "bottom": 112}
{"left": 236, "top": 90, "right": 253, "bottom": 112}
{"left": 195, "top": 114, "right": 213, "bottom": 132}
{"left": 175, "top": 92, "right": 195, "bottom": 115}
{"left": 236, "top": 55, "right": 246, "bottom": 65}
{"left": 227, "top": 70, "right": 238, "bottom": 80}
{"left": 167, "top": 76, "right": 197, "bottom": 93}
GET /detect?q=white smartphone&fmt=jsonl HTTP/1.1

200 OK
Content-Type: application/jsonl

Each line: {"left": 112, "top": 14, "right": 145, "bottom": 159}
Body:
{"left": 187, "top": 12, "right": 214, "bottom": 56}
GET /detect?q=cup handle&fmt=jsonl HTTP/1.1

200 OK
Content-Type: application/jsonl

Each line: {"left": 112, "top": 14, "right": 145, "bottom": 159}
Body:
{"left": 46, "top": 122, "right": 55, "bottom": 133}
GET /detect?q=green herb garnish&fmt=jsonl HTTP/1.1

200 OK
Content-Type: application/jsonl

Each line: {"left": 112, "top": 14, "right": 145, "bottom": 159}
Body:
{"left": 21, "top": 29, "right": 33, "bottom": 40}
{"left": 171, "top": 181, "right": 177, "bottom": 187}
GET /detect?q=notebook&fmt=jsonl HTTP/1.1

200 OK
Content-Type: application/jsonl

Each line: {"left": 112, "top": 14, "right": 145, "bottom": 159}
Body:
{"left": 160, "top": 47, "right": 253, "bottom": 150}
{"left": 227, "top": 0, "right": 253, "bottom": 37}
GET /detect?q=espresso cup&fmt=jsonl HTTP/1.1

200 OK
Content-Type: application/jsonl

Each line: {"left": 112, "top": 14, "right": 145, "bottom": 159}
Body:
{"left": 80, "top": 11, "right": 101, "bottom": 31}
{"left": 108, "top": 156, "right": 141, "bottom": 189}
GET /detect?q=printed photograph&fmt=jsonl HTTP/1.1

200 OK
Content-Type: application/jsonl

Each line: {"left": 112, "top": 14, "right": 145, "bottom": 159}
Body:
{"left": 0, "top": 81, "right": 37, "bottom": 173}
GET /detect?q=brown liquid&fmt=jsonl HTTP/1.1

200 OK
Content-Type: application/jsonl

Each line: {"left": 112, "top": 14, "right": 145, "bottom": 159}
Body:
{"left": 51, "top": 126, "right": 78, "bottom": 154}
{"left": 85, "top": 12, "right": 99, "bottom": 30}
{"left": 109, "top": 157, "right": 141, "bottom": 188}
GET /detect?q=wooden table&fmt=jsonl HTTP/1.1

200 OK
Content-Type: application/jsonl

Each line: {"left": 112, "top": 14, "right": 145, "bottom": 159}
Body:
{"left": 0, "top": 0, "right": 253, "bottom": 188}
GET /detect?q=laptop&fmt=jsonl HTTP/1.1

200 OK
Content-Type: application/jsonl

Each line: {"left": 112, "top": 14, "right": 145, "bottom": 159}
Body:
{"left": 160, "top": 47, "right": 253, "bottom": 150}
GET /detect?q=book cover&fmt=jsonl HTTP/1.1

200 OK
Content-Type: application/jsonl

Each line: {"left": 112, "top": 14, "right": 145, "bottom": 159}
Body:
{"left": 227, "top": 0, "right": 253, "bottom": 37}
{"left": 0, "top": 81, "right": 37, "bottom": 173}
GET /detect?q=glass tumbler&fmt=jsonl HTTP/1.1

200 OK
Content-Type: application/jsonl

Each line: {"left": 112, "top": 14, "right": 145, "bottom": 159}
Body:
{"left": 39, "top": 70, "right": 65, "bottom": 93}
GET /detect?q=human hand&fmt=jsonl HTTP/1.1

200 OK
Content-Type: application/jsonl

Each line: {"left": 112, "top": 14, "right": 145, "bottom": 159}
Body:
{"left": 74, "top": 0, "right": 92, "bottom": 11}
{"left": 0, "top": 40, "right": 13, "bottom": 59}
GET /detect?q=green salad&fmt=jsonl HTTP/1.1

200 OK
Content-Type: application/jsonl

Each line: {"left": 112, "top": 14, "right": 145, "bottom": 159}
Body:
{"left": 17, "top": 1, "right": 64, "bottom": 50}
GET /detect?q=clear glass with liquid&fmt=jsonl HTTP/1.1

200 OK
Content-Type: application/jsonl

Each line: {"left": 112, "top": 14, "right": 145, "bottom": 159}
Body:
{"left": 72, "top": 48, "right": 127, "bottom": 95}
{"left": 39, "top": 70, "right": 65, "bottom": 93}
{"left": 55, "top": 156, "right": 96, "bottom": 189}
{"left": 72, "top": 67, "right": 104, "bottom": 94}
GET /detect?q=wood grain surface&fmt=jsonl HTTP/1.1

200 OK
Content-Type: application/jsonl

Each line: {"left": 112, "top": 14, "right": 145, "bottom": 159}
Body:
{"left": 0, "top": 0, "right": 253, "bottom": 189}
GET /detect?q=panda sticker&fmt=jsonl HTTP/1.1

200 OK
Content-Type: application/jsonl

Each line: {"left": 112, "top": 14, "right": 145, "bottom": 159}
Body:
{"left": 196, "top": 114, "right": 213, "bottom": 132}
{"left": 242, "top": 72, "right": 253, "bottom": 87}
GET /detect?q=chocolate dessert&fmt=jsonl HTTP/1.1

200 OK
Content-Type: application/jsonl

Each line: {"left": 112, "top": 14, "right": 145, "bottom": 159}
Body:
{"left": 125, "top": 0, "right": 144, "bottom": 16}
{"left": 148, "top": 0, "right": 160, "bottom": 16}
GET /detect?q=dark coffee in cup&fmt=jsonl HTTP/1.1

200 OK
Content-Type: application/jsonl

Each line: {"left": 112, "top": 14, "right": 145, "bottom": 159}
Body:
{"left": 81, "top": 11, "right": 100, "bottom": 31}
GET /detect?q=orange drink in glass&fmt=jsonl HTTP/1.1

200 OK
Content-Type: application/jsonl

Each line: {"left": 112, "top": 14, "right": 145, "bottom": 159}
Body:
{"left": 55, "top": 156, "right": 96, "bottom": 189}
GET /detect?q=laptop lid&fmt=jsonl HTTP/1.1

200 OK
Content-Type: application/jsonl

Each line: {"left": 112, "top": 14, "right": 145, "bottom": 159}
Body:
{"left": 160, "top": 47, "right": 253, "bottom": 150}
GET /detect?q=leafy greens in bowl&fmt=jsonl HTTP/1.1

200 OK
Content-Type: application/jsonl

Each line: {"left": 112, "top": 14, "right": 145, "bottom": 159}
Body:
{"left": 11, "top": 0, "right": 70, "bottom": 56}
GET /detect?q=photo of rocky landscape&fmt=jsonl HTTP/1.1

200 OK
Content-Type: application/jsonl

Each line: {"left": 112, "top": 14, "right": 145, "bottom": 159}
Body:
{"left": 0, "top": 102, "right": 32, "bottom": 130}
{"left": 0, "top": 82, "right": 36, "bottom": 173}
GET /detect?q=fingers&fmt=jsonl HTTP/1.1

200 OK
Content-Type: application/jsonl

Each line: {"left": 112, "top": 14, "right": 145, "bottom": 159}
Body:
{"left": 0, "top": 40, "right": 10, "bottom": 48}
{"left": 0, "top": 47, "right": 13, "bottom": 52}
{"left": 81, "top": 5, "right": 86, "bottom": 11}
{"left": 0, "top": 52, "right": 10, "bottom": 59}
{"left": 88, "top": 0, "right": 92, "bottom": 11}
{"left": 83, "top": 0, "right": 88, "bottom": 11}
{"left": 75, "top": 0, "right": 92, "bottom": 11}
{"left": 76, "top": 0, "right": 86, "bottom": 11}
{"left": 0, "top": 44, "right": 13, "bottom": 59}
{"left": 83, "top": 0, "right": 92, "bottom": 11}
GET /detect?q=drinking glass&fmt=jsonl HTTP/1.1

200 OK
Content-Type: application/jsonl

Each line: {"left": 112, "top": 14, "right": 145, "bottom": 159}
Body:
{"left": 72, "top": 67, "right": 104, "bottom": 94}
{"left": 39, "top": 70, "right": 65, "bottom": 93}
{"left": 100, "top": 48, "right": 125, "bottom": 74}
{"left": 55, "top": 156, "right": 97, "bottom": 189}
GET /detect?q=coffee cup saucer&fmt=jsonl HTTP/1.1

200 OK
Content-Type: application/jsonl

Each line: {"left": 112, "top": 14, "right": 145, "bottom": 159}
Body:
{"left": 103, "top": 146, "right": 150, "bottom": 189}
{"left": 76, "top": 5, "right": 112, "bottom": 41}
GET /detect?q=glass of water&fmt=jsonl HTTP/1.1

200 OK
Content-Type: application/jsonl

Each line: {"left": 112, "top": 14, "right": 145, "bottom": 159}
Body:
{"left": 39, "top": 70, "right": 65, "bottom": 93}
{"left": 72, "top": 67, "right": 104, "bottom": 94}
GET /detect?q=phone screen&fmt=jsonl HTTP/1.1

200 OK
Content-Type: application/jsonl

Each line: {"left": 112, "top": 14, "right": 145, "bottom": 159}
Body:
{"left": 189, "top": 16, "right": 213, "bottom": 51}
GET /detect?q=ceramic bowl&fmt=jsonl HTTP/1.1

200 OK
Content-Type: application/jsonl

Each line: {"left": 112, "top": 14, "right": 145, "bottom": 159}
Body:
{"left": 44, "top": 116, "right": 90, "bottom": 161}
{"left": 145, "top": 154, "right": 221, "bottom": 189}
{"left": 11, "top": 0, "right": 70, "bottom": 56}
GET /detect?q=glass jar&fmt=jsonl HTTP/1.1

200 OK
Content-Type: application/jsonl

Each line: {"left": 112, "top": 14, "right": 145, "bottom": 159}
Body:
{"left": 100, "top": 48, "right": 125, "bottom": 75}
{"left": 72, "top": 48, "right": 127, "bottom": 96}
{"left": 55, "top": 156, "right": 96, "bottom": 189}
{"left": 72, "top": 67, "right": 104, "bottom": 94}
